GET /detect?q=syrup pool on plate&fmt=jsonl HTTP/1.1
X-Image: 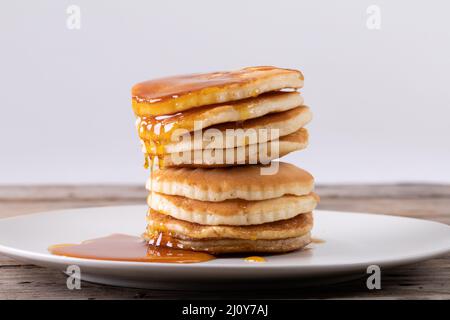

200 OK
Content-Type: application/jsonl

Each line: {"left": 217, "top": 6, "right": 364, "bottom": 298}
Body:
{"left": 49, "top": 234, "right": 215, "bottom": 264}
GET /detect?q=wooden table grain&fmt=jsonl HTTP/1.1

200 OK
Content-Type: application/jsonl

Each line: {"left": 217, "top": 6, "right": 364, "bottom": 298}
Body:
{"left": 0, "top": 184, "right": 449, "bottom": 300}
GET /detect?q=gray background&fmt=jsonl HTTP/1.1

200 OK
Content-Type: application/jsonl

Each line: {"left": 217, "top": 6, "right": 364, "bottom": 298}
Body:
{"left": 1, "top": 0, "right": 449, "bottom": 184}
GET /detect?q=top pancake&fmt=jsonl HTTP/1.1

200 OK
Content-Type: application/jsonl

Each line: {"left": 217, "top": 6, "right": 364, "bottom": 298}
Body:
{"left": 132, "top": 66, "right": 304, "bottom": 116}
{"left": 147, "top": 162, "right": 314, "bottom": 201}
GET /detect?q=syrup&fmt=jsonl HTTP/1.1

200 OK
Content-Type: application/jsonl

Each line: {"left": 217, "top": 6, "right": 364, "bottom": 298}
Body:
{"left": 49, "top": 234, "right": 215, "bottom": 263}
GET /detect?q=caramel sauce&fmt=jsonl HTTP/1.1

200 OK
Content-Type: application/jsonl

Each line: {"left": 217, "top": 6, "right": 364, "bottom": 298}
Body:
{"left": 49, "top": 234, "right": 215, "bottom": 263}
{"left": 244, "top": 256, "right": 266, "bottom": 263}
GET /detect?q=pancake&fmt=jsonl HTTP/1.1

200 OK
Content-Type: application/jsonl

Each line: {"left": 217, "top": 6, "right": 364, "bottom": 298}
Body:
{"left": 146, "top": 210, "right": 313, "bottom": 240}
{"left": 148, "top": 192, "right": 319, "bottom": 225}
{"left": 146, "top": 162, "right": 314, "bottom": 201}
{"left": 142, "top": 106, "right": 312, "bottom": 154}
{"left": 143, "top": 232, "right": 311, "bottom": 254}
{"left": 132, "top": 66, "right": 303, "bottom": 116}
{"left": 137, "top": 91, "right": 303, "bottom": 144}
{"left": 157, "top": 128, "right": 308, "bottom": 167}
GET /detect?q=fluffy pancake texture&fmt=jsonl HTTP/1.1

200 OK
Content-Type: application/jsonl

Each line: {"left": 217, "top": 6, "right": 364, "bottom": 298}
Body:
{"left": 143, "top": 232, "right": 311, "bottom": 254}
{"left": 157, "top": 128, "right": 309, "bottom": 168}
{"left": 148, "top": 192, "right": 319, "bottom": 225}
{"left": 138, "top": 91, "right": 304, "bottom": 144}
{"left": 142, "top": 106, "right": 312, "bottom": 154}
{"left": 132, "top": 66, "right": 304, "bottom": 116}
{"left": 146, "top": 210, "right": 313, "bottom": 240}
{"left": 147, "top": 162, "right": 314, "bottom": 201}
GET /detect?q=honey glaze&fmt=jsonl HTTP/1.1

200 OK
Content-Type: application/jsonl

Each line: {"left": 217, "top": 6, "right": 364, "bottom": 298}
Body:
{"left": 48, "top": 234, "right": 215, "bottom": 263}
{"left": 244, "top": 256, "right": 266, "bottom": 263}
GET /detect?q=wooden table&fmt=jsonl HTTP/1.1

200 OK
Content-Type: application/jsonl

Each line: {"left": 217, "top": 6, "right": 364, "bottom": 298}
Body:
{"left": 0, "top": 184, "right": 449, "bottom": 299}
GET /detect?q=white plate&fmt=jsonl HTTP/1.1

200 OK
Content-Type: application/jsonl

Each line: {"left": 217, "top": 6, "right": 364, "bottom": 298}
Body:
{"left": 0, "top": 205, "right": 449, "bottom": 289}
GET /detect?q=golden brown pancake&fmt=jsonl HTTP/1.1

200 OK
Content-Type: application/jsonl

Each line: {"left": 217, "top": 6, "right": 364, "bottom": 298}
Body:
{"left": 132, "top": 66, "right": 303, "bottom": 116}
{"left": 147, "top": 162, "right": 314, "bottom": 201}
{"left": 155, "top": 128, "right": 308, "bottom": 168}
{"left": 137, "top": 91, "right": 303, "bottom": 145}
{"left": 141, "top": 106, "right": 311, "bottom": 154}
{"left": 148, "top": 192, "right": 319, "bottom": 225}
{"left": 143, "top": 232, "right": 311, "bottom": 254}
{"left": 146, "top": 210, "right": 313, "bottom": 240}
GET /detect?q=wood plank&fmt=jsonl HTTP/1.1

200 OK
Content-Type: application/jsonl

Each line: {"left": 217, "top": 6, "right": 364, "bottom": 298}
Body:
{"left": 2, "top": 183, "right": 449, "bottom": 201}
{"left": 0, "top": 185, "right": 146, "bottom": 201}
{"left": 0, "top": 199, "right": 144, "bottom": 219}
{"left": 318, "top": 197, "right": 450, "bottom": 224}
{"left": 0, "top": 256, "right": 448, "bottom": 300}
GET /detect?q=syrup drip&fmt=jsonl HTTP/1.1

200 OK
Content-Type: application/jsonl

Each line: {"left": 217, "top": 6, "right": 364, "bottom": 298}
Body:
{"left": 137, "top": 96, "right": 255, "bottom": 145}
{"left": 141, "top": 122, "right": 167, "bottom": 169}
{"left": 49, "top": 234, "right": 215, "bottom": 264}
{"left": 311, "top": 238, "right": 325, "bottom": 244}
{"left": 137, "top": 93, "right": 268, "bottom": 169}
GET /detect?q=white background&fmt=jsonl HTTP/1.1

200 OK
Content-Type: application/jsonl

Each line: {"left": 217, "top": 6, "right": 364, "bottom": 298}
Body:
{"left": 1, "top": 0, "right": 449, "bottom": 184}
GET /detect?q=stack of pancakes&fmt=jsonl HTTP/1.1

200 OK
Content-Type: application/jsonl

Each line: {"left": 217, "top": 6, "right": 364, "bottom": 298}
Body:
{"left": 132, "top": 66, "right": 318, "bottom": 253}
